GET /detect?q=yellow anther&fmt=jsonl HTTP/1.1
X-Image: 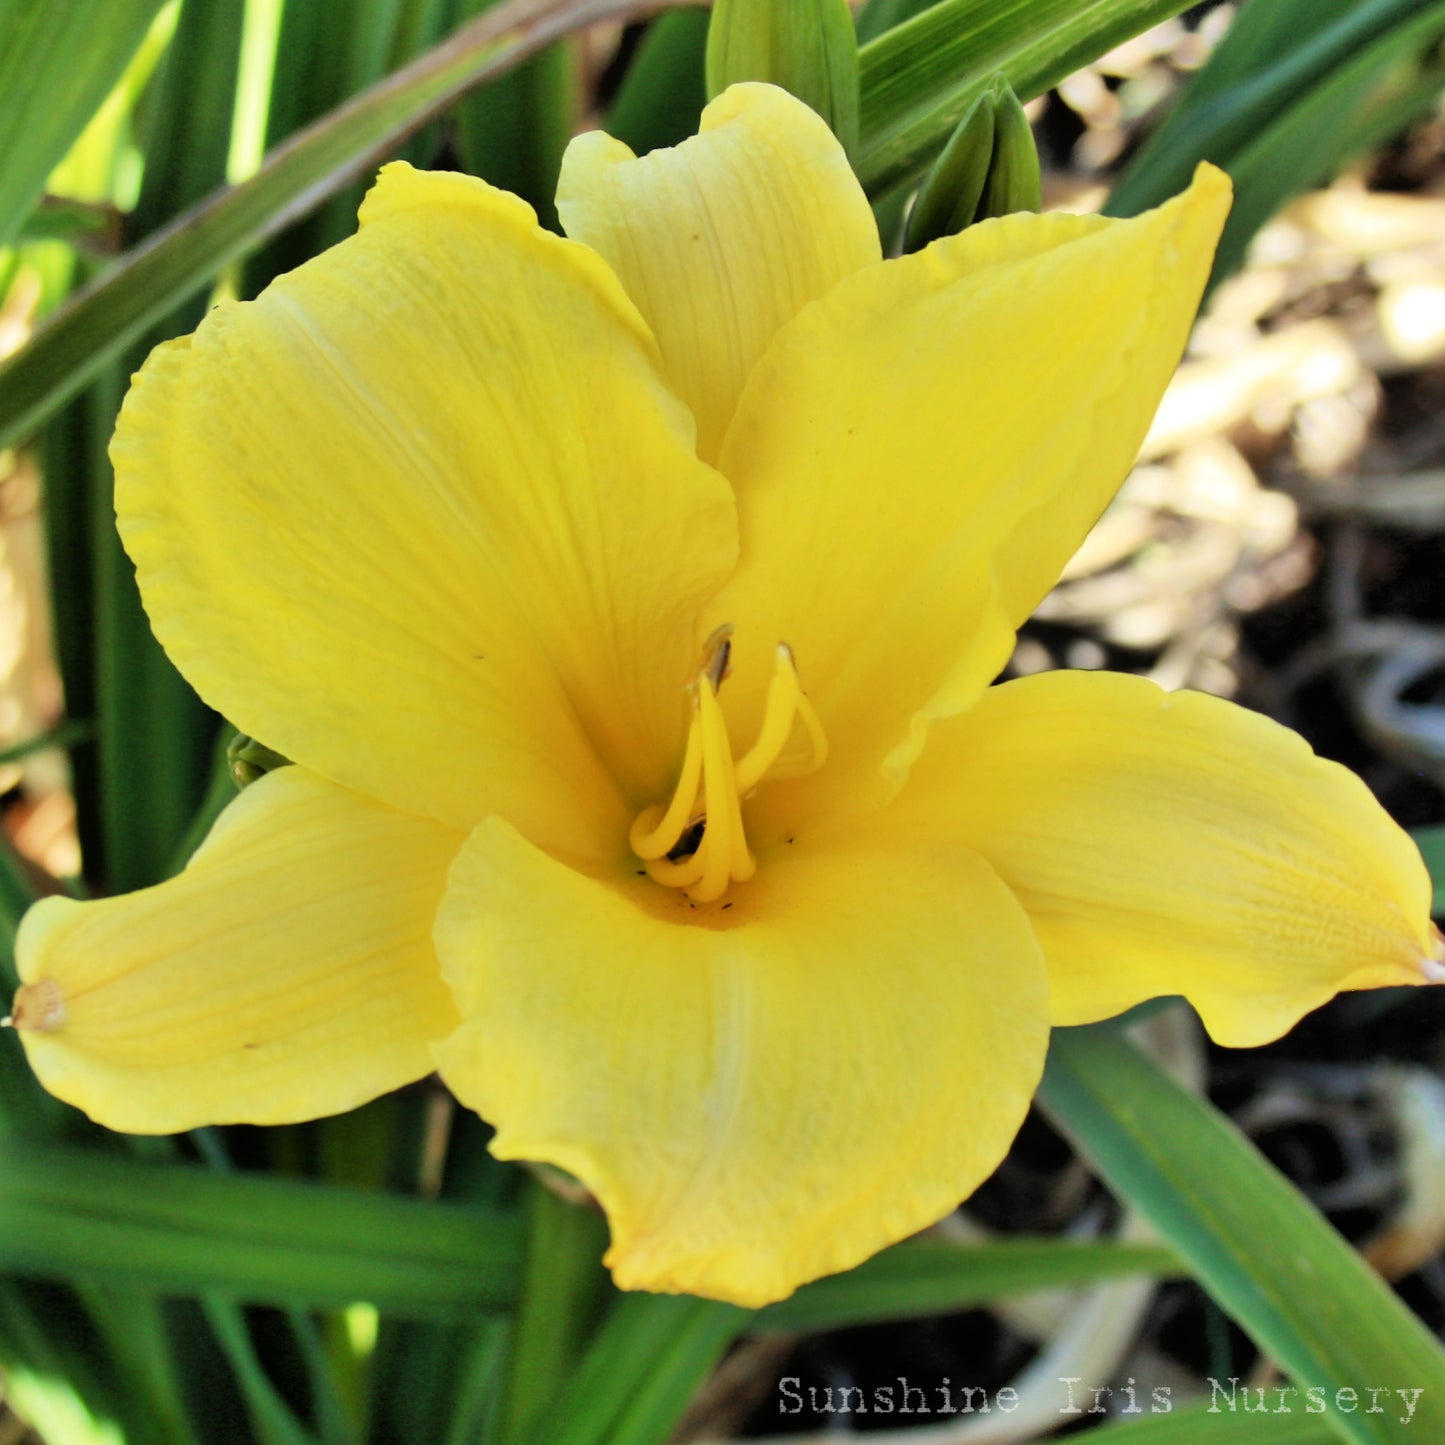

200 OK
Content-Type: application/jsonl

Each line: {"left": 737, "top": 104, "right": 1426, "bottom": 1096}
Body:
{"left": 629, "top": 634, "right": 826, "bottom": 903}
{"left": 735, "top": 644, "right": 828, "bottom": 792}
{"left": 699, "top": 623, "right": 734, "bottom": 691}
{"left": 629, "top": 709, "right": 705, "bottom": 860}
{"left": 785, "top": 685, "right": 828, "bottom": 779}
{"left": 692, "top": 680, "right": 750, "bottom": 902}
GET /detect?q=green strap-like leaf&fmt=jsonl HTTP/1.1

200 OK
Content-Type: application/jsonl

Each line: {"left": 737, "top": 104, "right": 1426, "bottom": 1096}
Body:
{"left": 1107, "top": 0, "right": 1445, "bottom": 219}
{"left": 0, "top": 1141, "right": 522, "bottom": 1318}
{"left": 495, "top": 1180, "right": 611, "bottom": 1442}
{"left": 452, "top": 0, "right": 578, "bottom": 230}
{"left": 0, "top": 0, "right": 1205, "bottom": 454}
{"left": 0, "top": 0, "right": 647, "bottom": 456}
{"left": 200, "top": 1298, "right": 322, "bottom": 1445}
{"left": 1208, "top": 10, "right": 1445, "bottom": 281}
{"left": 759, "top": 1236, "right": 1182, "bottom": 1333}
{"left": 855, "top": 0, "right": 1196, "bottom": 193}
{"left": 242, "top": 0, "right": 443, "bottom": 293}
{"left": 519, "top": 1293, "right": 748, "bottom": 1445}
{"left": 79, "top": 0, "right": 242, "bottom": 896}
{"left": 0, "top": 0, "right": 169, "bottom": 250}
{"left": 1039, "top": 1025, "right": 1445, "bottom": 1445}
{"left": 603, "top": 8, "right": 711, "bottom": 157}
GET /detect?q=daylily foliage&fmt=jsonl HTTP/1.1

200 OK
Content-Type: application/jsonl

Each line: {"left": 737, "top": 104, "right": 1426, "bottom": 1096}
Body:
{"left": 10, "top": 84, "right": 1440, "bottom": 1308}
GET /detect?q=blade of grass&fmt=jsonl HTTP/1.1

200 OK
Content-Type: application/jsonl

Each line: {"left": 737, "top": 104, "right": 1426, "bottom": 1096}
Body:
{"left": 0, "top": 835, "right": 37, "bottom": 996}
{"left": 452, "top": 0, "right": 577, "bottom": 228}
{"left": 51, "top": 0, "right": 241, "bottom": 893}
{"left": 105, "top": 0, "right": 238, "bottom": 889}
{"left": 0, "top": 0, "right": 675, "bottom": 454}
{"left": 855, "top": 0, "right": 940, "bottom": 46}
{"left": 0, "top": 0, "right": 169, "bottom": 249}
{"left": 0, "top": 720, "right": 92, "bottom": 768}
{"left": 495, "top": 1180, "right": 611, "bottom": 1442}
{"left": 0, "top": 1141, "right": 522, "bottom": 1318}
{"left": 367, "top": 1317, "right": 510, "bottom": 1445}
{"left": 364, "top": 1110, "right": 522, "bottom": 1444}
{"left": 188, "top": 1128, "right": 353, "bottom": 1444}
{"left": 15, "top": 199, "right": 122, "bottom": 253}
{"left": 1106, "top": 0, "right": 1445, "bottom": 218}
{"left": 37, "top": 332, "right": 109, "bottom": 890}
{"left": 1347, "top": 58, "right": 1445, "bottom": 161}
{"left": 1039, "top": 1025, "right": 1445, "bottom": 1445}
{"left": 0, "top": 1280, "right": 130, "bottom": 1445}
{"left": 78, "top": 1286, "right": 204, "bottom": 1445}
{"left": 603, "top": 8, "right": 711, "bottom": 156}
{"left": 443, "top": 1320, "right": 512, "bottom": 1445}
{"left": 1209, "top": 11, "right": 1445, "bottom": 281}
{"left": 127, "top": 0, "right": 248, "bottom": 244}
{"left": 758, "top": 1236, "right": 1183, "bottom": 1333}
{"left": 0, "top": 827, "right": 75, "bottom": 1136}
{"left": 519, "top": 1293, "right": 748, "bottom": 1445}
{"left": 201, "top": 1300, "right": 323, "bottom": 1445}
{"left": 0, "top": 1007, "right": 74, "bottom": 1139}
{"left": 854, "top": 0, "right": 1197, "bottom": 193}
{"left": 166, "top": 732, "right": 243, "bottom": 875}
{"left": 244, "top": 0, "right": 413, "bottom": 290}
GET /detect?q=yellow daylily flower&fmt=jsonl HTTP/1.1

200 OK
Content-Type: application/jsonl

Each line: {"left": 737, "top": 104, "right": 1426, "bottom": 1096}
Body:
{"left": 10, "top": 84, "right": 1441, "bottom": 1308}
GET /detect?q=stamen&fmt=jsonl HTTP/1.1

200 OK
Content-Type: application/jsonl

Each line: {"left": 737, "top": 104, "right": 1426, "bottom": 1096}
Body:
{"left": 700, "top": 623, "right": 734, "bottom": 691}
{"left": 735, "top": 644, "right": 828, "bottom": 792}
{"left": 789, "top": 687, "right": 829, "bottom": 777}
{"left": 692, "top": 680, "right": 748, "bottom": 902}
{"left": 630, "top": 634, "right": 826, "bottom": 903}
{"left": 629, "top": 710, "right": 704, "bottom": 860}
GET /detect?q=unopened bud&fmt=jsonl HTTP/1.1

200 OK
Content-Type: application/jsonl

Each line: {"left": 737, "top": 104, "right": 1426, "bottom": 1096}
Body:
{"left": 706, "top": 0, "right": 860, "bottom": 155}
{"left": 904, "top": 75, "right": 1040, "bottom": 252}
{"left": 903, "top": 85, "right": 995, "bottom": 253}
{"left": 980, "top": 78, "right": 1041, "bottom": 221}
{"left": 227, "top": 733, "right": 290, "bottom": 790}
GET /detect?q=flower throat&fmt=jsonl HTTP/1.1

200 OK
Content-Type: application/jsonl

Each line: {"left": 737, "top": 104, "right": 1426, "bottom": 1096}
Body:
{"left": 630, "top": 626, "right": 827, "bottom": 903}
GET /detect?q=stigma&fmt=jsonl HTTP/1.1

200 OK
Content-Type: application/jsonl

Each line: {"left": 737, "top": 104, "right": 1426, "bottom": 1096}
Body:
{"left": 630, "top": 627, "right": 827, "bottom": 903}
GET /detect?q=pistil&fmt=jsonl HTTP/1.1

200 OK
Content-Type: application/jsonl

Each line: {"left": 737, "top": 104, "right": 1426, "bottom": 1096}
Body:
{"left": 631, "top": 633, "right": 827, "bottom": 904}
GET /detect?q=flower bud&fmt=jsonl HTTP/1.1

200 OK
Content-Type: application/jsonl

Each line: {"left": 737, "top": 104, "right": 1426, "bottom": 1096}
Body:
{"left": 904, "top": 75, "right": 1041, "bottom": 252}
{"left": 227, "top": 733, "right": 290, "bottom": 789}
{"left": 980, "top": 77, "right": 1042, "bottom": 221}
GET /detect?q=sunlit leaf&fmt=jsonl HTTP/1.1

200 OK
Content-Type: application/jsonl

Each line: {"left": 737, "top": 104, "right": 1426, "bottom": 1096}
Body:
{"left": 0, "top": 0, "right": 168, "bottom": 250}
{"left": 1040, "top": 1026, "right": 1445, "bottom": 1445}
{"left": 0, "top": 1141, "right": 522, "bottom": 1318}
{"left": 760, "top": 1236, "right": 1182, "bottom": 1333}
{"left": 855, "top": 0, "right": 1196, "bottom": 192}
{"left": 0, "top": 0, "right": 644, "bottom": 454}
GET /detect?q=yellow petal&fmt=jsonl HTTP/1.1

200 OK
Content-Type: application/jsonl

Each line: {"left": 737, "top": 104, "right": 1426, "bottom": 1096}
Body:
{"left": 885, "top": 671, "right": 1439, "bottom": 1047}
{"left": 432, "top": 818, "right": 1048, "bottom": 1306}
{"left": 10, "top": 768, "right": 462, "bottom": 1133}
{"left": 114, "top": 163, "right": 737, "bottom": 860}
{"left": 557, "top": 82, "right": 880, "bottom": 465}
{"left": 708, "top": 165, "right": 1230, "bottom": 829}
